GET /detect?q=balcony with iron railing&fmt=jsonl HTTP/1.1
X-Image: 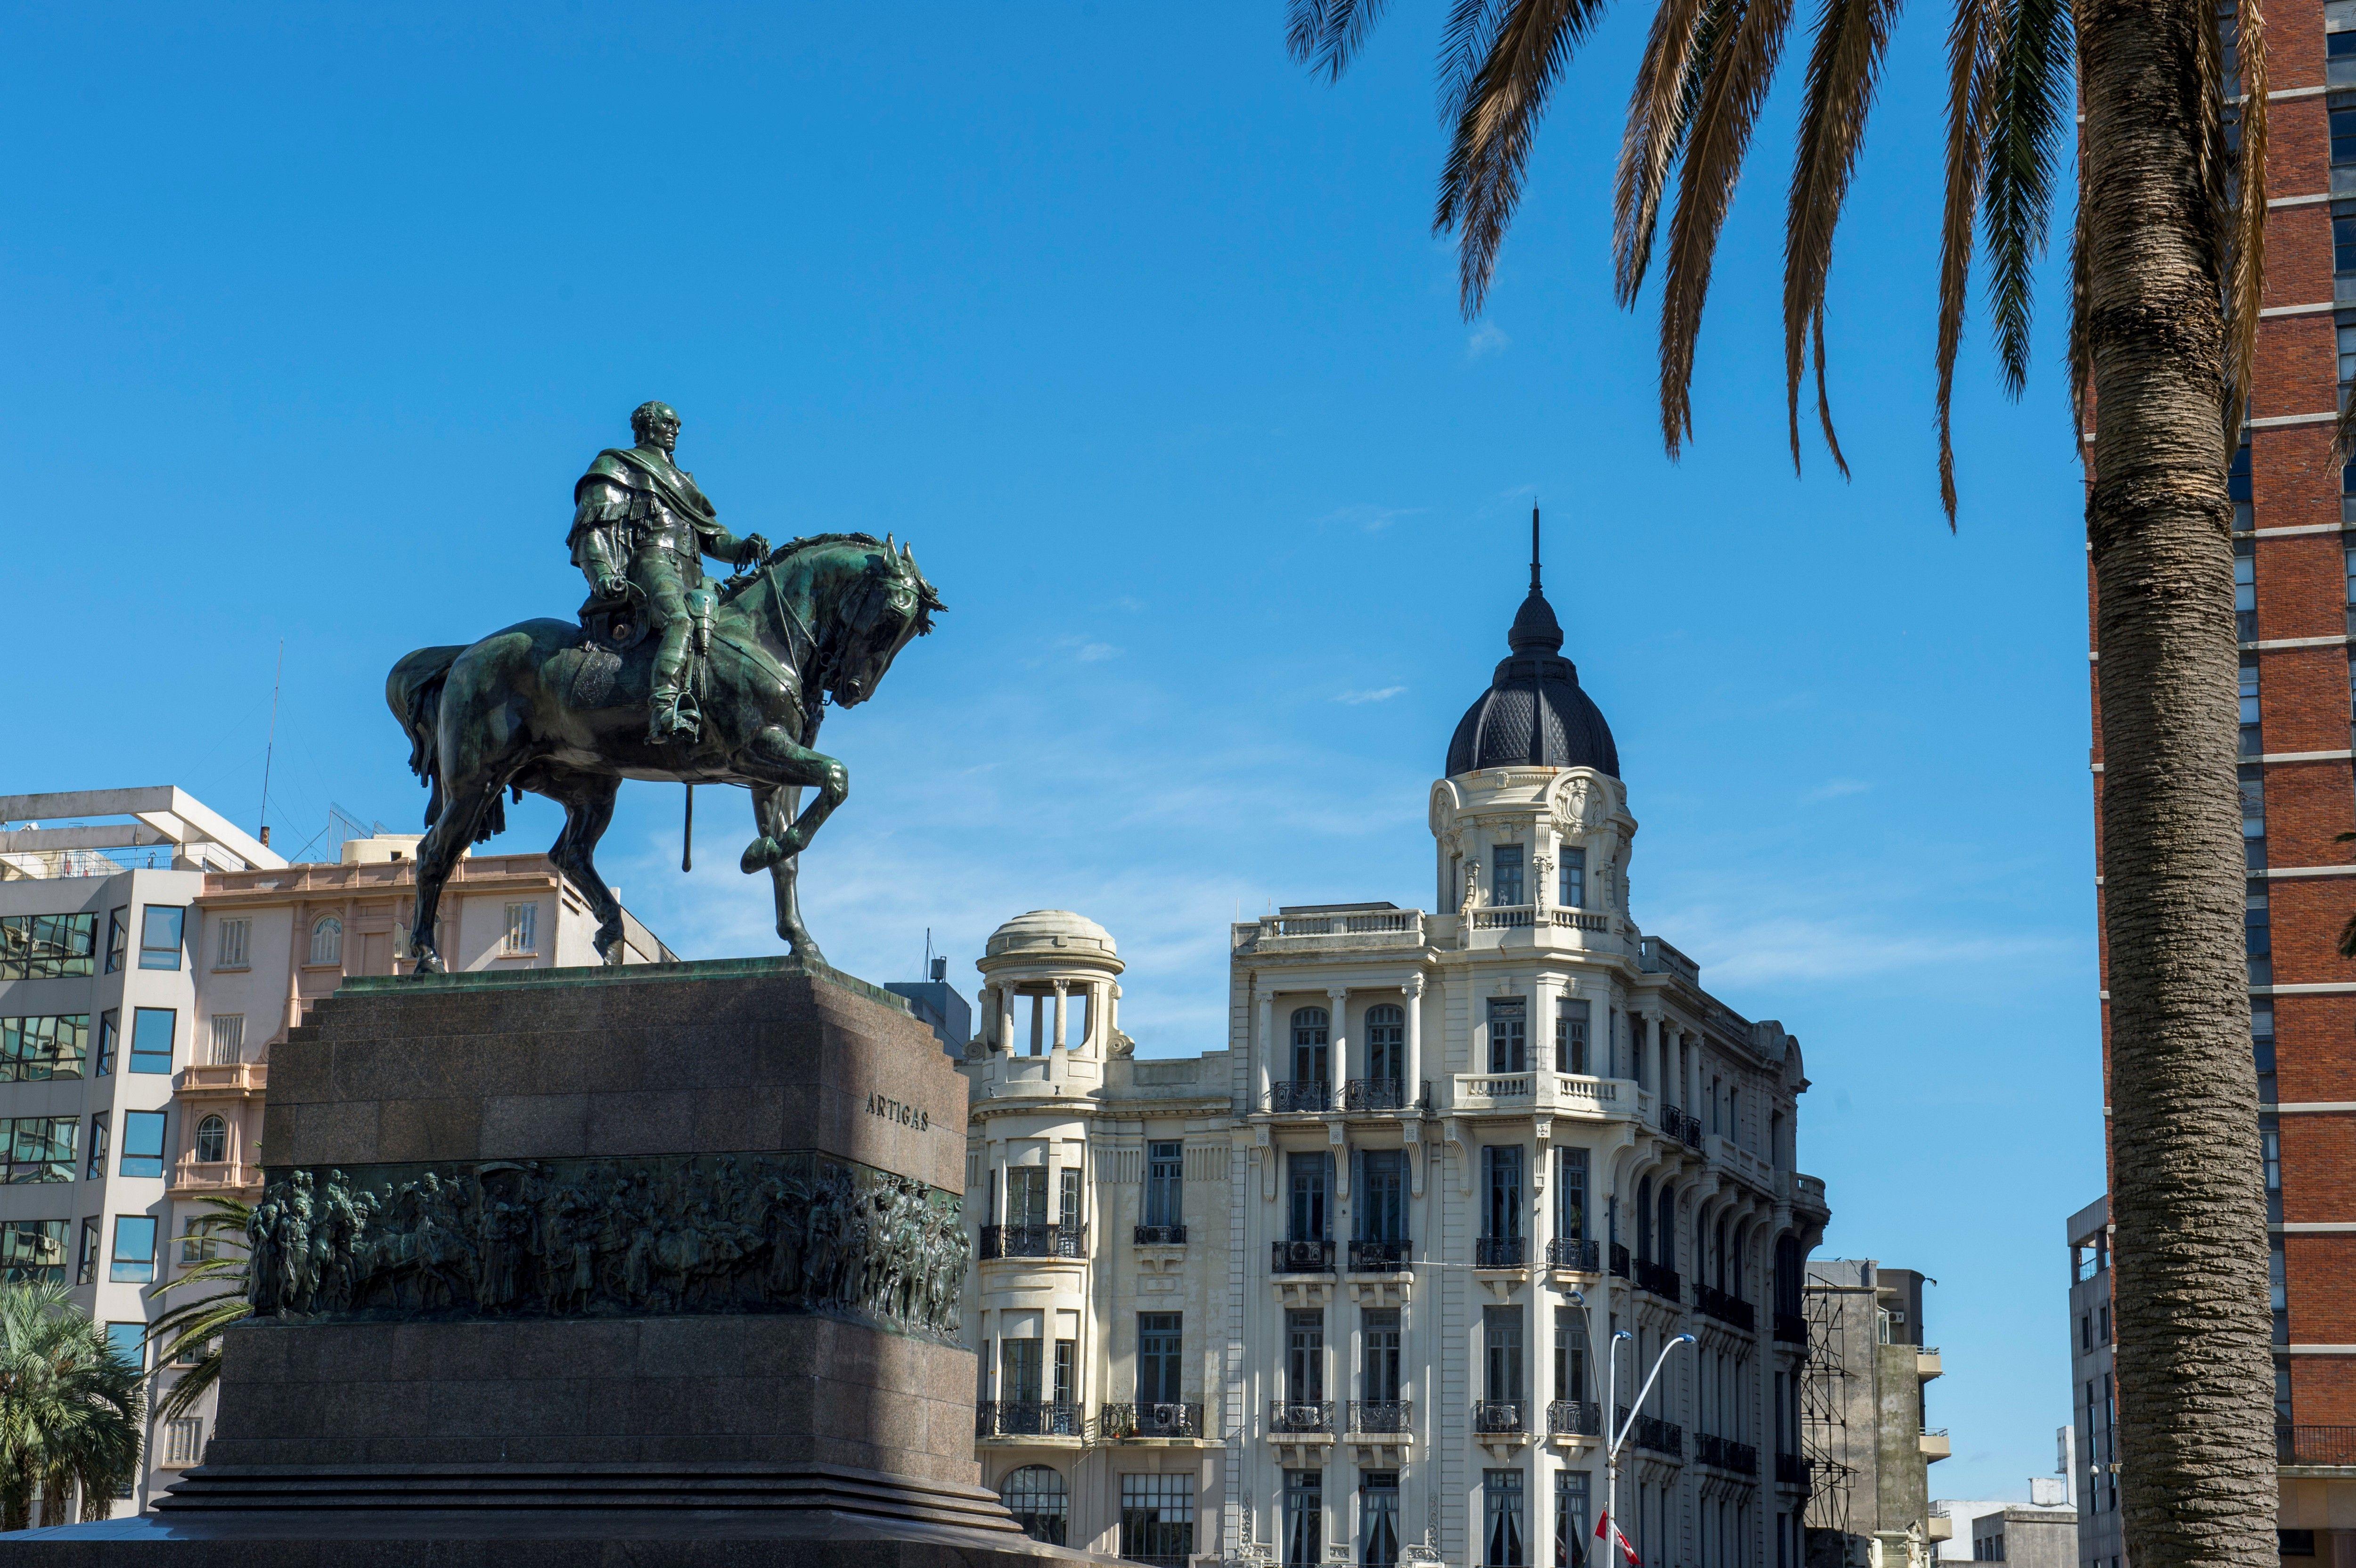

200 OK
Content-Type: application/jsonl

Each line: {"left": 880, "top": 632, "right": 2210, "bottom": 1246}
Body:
{"left": 2280, "top": 1427, "right": 2356, "bottom": 1465}
{"left": 1100, "top": 1402, "right": 1205, "bottom": 1440}
{"left": 1474, "top": 1236, "right": 1528, "bottom": 1269}
{"left": 1694, "top": 1283, "right": 1755, "bottom": 1331}
{"left": 1696, "top": 1434, "right": 1759, "bottom": 1474}
{"left": 1270, "top": 1399, "right": 1334, "bottom": 1433}
{"left": 1472, "top": 1400, "right": 1528, "bottom": 1435}
{"left": 1349, "top": 1400, "right": 1413, "bottom": 1434}
{"left": 976, "top": 1401, "right": 1085, "bottom": 1438}
{"left": 1773, "top": 1311, "right": 1807, "bottom": 1346}
{"left": 981, "top": 1224, "right": 1088, "bottom": 1261}
{"left": 1133, "top": 1224, "right": 1188, "bottom": 1245}
{"left": 1268, "top": 1080, "right": 1331, "bottom": 1114}
{"left": 1343, "top": 1078, "right": 1433, "bottom": 1113}
{"left": 1349, "top": 1239, "right": 1412, "bottom": 1273}
{"left": 1546, "top": 1237, "right": 1600, "bottom": 1272}
{"left": 1272, "top": 1239, "right": 1336, "bottom": 1274}
{"left": 1547, "top": 1400, "right": 1603, "bottom": 1437}
{"left": 1617, "top": 1410, "right": 1683, "bottom": 1459}
{"left": 1633, "top": 1258, "right": 1681, "bottom": 1302}
{"left": 1659, "top": 1105, "right": 1704, "bottom": 1148}
{"left": 1775, "top": 1452, "right": 1808, "bottom": 1486}
{"left": 1610, "top": 1243, "right": 1631, "bottom": 1280}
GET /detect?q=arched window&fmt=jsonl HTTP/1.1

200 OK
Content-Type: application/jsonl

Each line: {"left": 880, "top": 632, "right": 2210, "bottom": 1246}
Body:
{"left": 1365, "top": 1004, "right": 1405, "bottom": 1085}
{"left": 1775, "top": 1234, "right": 1803, "bottom": 1317}
{"left": 998, "top": 1465, "right": 1069, "bottom": 1545}
{"left": 1657, "top": 1185, "right": 1677, "bottom": 1272}
{"left": 1635, "top": 1176, "right": 1653, "bottom": 1261}
{"left": 195, "top": 1115, "right": 228, "bottom": 1164}
{"left": 309, "top": 915, "right": 343, "bottom": 967}
{"left": 1289, "top": 1007, "right": 1330, "bottom": 1087}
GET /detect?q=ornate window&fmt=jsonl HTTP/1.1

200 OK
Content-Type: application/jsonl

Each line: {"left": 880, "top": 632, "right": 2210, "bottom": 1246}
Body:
{"left": 1366, "top": 1004, "right": 1405, "bottom": 1083}
{"left": 998, "top": 1465, "right": 1069, "bottom": 1546}
{"left": 195, "top": 1115, "right": 228, "bottom": 1165}
{"left": 1289, "top": 1007, "right": 1329, "bottom": 1085}
{"left": 309, "top": 916, "right": 343, "bottom": 968}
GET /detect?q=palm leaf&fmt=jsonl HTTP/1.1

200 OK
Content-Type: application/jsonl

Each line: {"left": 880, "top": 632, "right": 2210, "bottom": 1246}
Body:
{"left": 1979, "top": 0, "right": 2076, "bottom": 398}
{"left": 1613, "top": 0, "right": 1718, "bottom": 303}
{"left": 1782, "top": 0, "right": 1905, "bottom": 471}
{"left": 1936, "top": 0, "right": 2004, "bottom": 520}
{"left": 2223, "top": 0, "right": 2268, "bottom": 443}
{"left": 1437, "top": 0, "right": 1616, "bottom": 316}
{"left": 1289, "top": 0, "right": 1397, "bottom": 80}
{"left": 1656, "top": 0, "right": 1802, "bottom": 454}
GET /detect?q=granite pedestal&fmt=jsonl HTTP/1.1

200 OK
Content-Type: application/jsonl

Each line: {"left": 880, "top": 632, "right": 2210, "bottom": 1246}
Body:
{"left": 8, "top": 957, "right": 1085, "bottom": 1567}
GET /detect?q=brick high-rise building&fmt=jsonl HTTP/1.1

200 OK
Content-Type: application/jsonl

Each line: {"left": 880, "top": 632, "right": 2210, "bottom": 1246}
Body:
{"left": 2086, "top": 27, "right": 2356, "bottom": 1549}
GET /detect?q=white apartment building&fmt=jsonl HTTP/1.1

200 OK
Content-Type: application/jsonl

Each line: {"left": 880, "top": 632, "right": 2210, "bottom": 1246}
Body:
{"left": 2063, "top": 1198, "right": 2120, "bottom": 1568}
{"left": 960, "top": 547, "right": 1833, "bottom": 1568}
{"left": 0, "top": 788, "right": 673, "bottom": 1519}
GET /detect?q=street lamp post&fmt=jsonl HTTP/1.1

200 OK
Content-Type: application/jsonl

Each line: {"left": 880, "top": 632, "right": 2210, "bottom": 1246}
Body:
{"left": 1569, "top": 1289, "right": 1693, "bottom": 1568}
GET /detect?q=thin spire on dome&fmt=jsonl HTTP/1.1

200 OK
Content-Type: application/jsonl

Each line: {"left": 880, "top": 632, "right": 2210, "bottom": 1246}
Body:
{"left": 1531, "top": 501, "right": 1542, "bottom": 593}
{"left": 1506, "top": 503, "right": 1564, "bottom": 657}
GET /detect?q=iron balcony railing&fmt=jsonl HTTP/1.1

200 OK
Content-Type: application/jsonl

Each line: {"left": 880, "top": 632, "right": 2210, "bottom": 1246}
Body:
{"left": 1696, "top": 1434, "right": 1759, "bottom": 1474}
{"left": 2278, "top": 1426, "right": 2356, "bottom": 1464}
{"left": 1349, "top": 1400, "right": 1413, "bottom": 1433}
{"left": 1634, "top": 1258, "right": 1681, "bottom": 1302}
{"left": 1270, "top": 1399, "right": 1334, "bottom": 1433}
{"left": 1268, "top": 1080, "right": 1331, "bottom": 1113}
{"left": 1343, "top": 1078, "right": 1434, "bottom": 1112}
{"left": 1133, "top": 1224, "right": 1188, "bottom": 1245}
{"left": 1773, "top": 1311, "right": 1808, "bottom": 1346}
{"left": 1472, "top": 1400, "right": 1528, "bottom": 1435}
{"left": 1775, "top": 1452, "right": 1808, "bottom": 1486}
{"left": 1610, "top": 1242, "right": 1631, "bottom": 1279}
{"left": 976, "top": 1401, "right": 1085, "bottom": 1437}
{"left": 1546, "top": 1237, "right": 1600, "bottom": 1272}
{"left": 1547, "top": 1399, "right": 1603, "bottom": 1437}
{"left": 1100, "top": 1402, "right": 1204, "bottom": 1439}
{"left": 1620, "top": 1408, "right": 1683, "bottom": 1458}
{"left": 980, "top": 1224, "right": 1088, "bottom": 1260}
{"left": 1661, "top": 1105, "right": 1705, "bottom": 1148}
{"left": 1475, "top": 1236, "right": 1528, "bottom": 1268}
{"left": 1349, "top": 1238, "right": 1412, "bottom": 1272}
{"left": 1272, "top": 1239, "right": 1336, "bottom": 1274}
{"left": 1695, "top": 1283, "right": 1755, "bottom": 1331}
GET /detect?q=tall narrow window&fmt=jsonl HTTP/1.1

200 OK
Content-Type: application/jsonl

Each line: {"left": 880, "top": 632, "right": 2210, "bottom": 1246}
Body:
{"left": 210, "top": 1014, "right": 245, "bottom": 1067}
{"left": 1284, "top": 1470, "right": 1324, "bottom": 1568}
{"left": 110, "top": 1216, "right": 157, "bottom": 1284}
{"left": 195, "top": 1115, "right": 228, "bottom": 1165}
{"left": 1553, "top": 1306, "right": 1589, "bottom": 1403}
{"left": 2240, "top": 657, "right": 2262, "bottom": 757}
{"left": 1285, "top": 1309, "right": 1325, "bottom": 1401}
{"left": 1488, "top": 998, "right": 1528, "bottom": 1073}
{"left": 502, "top": 901, "right": 538, "bottom": 956}
{"left": 214, "top": 917, "right": 250, "bottom": 971}
{"left": 1360, "top": 1473, "right": 1402, "bottom": 1568}
{"left": 1137, "top": 1312, "right": 1182, "bottom": 1404}
{"left": 2271, "top": 1235, "right": 2289, "bottom": 1343}
{"left": 120, "top": 1111, "right": 167, "bottom": 1179}
{"left": 1289, "top": 1152, "right": 1333, "bottom": 1241}
{"left": 1483, "top": 1470, "right": 1527, "bottom": 1568}
{"left": 1493, "top": 843, "right": 1526, "bottom": 907}
{"left": 2242, "top": 765, "right": 2266, "bottom": 870}
{"left": 129, "top": 1008, "right": 176, "bottom": 1075}
{"left": 75, "top": 1218, "right": 98, "bottom": 1287}
{"left": 104, "top": 908, "right": 127, "bottom": 974}
{"left": 1366, "top": 1004, "right": 1405, "bottom": 1087}
{"left": 1060, "top": 1166, "right": 1082, "bottom": 1227}
{"left": 85, "top": 1115, "right": 107, "bottom": 1180}
{"left": 95, "top": 1010, "right": 117, "bottom": 1077}
{"left": 1557, "top": 1147, "right": 1589, "bottom": 1242}
{"left": 1657, "top": 1185, "right": 1677, "bottom": 1272}
{"left": 1363, "top": 1308, "right": 1402, "bottom": 1403}
{"left": 1357, "top": 1150, "right": 1408, "bottom": 1243}
{"left": 1144, "top": 1141, "right": 1183, "bottom": 1228}
{"left": 1483, "top": 1146, "right": 1525, "bottom": 1240}
{"left": 1555, "top": 1471, "right": 1591, "bottom": 1568}
{"left": 1001, "top": 1338, "right": 1044, "bottom": 1404}
{"left": 1007, "top": 1167, "right": 1048, "bottom": 1227}
{"left": 1559, "top": 848, "right": 1586, "bottom": 908}
{"left": 2229, "top": 433, "right": 2253, "bottom": 531}
{"left": 2248, "top": 882, "right": 2274, "bottom": 987}
{"left": 1291, "top": 1007, "right": 1331, "bottom": 1090}
{"left": 1556, "top": 998, "right": 1590, "bottom": 1074}
{"left": 2234, "top": 536, "right": 2258, "bottom": 641}
{"left": 1484, "top": 1307, "right": 1525, "bottom": 1405}
{"left": 138, "top": 906, "right": 184, "bottom": 971}
{"left": 310, "top": 915, "right": 344, "bottom": 967}
{"left": 1052, "top": 1338, "right": 1075, "bottom": 1410}
{"left": 2255, "top": 1003, "right": 2278, "bottom": 1104}
{"left": 1636, "top": 1176, "right": 1654, "bottom": 1261}
{"left": 2265, "top": 1127, "right": 2283, "bottom": 1225}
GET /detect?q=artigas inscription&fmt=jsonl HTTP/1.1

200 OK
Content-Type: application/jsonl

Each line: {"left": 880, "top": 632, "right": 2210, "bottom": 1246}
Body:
{"left": 865, "top": 1091, "right": 931, "bottom": 1132}
{"left": 245, "top": 1150, "right": 965, "bottom": 1342}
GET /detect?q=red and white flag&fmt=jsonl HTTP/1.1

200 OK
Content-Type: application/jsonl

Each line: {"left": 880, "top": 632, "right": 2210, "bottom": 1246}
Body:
{"left": 1594, "top": 1511, "right": 1639, "bottom": 1566}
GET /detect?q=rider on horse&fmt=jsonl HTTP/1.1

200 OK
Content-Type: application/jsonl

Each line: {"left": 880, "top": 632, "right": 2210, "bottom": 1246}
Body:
{"left": 567, "top": 401, "right": 769, "bottom": 743}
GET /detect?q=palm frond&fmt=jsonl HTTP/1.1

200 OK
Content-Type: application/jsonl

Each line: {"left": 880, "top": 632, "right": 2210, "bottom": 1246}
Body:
{"left": 1440, "top": 0, "right": 1514, "bottom": 122}
{"left": 2069, "top": 181, "right": 2091, "bottom": 449}
{"left": 1782, "top": 0, "right": 1904, "bottom": 470}
{"left": 1656, "top": 0, "right": 1801, "bottom": 454}
{"left": 1613, "top": 0, "right": 1716, "bottom": 303}
{"left": 1936, "top": 0, "right": 2004, "bottom": 520}
{"left": 2223, "top": 0, "right": 2268, "bottom": 444}
{"left": 1289, "top": 0, "right": 1396, "bottom": 81}
{"left": 1979, "top": 0, "right": 2076, "bottom": 398}
{"left": 1437, "top": 0, "right": 1615, "bottom": 316}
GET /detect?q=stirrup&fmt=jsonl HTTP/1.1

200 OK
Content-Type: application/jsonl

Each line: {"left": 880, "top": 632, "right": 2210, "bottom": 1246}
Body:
{"left": 647, "top": 687, "right": 701, "bottom": 744}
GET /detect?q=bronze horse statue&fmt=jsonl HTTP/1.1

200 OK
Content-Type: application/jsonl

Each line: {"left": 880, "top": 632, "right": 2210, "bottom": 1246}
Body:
{"left": 386, "top": 533, "right": 942, "bottom": 974}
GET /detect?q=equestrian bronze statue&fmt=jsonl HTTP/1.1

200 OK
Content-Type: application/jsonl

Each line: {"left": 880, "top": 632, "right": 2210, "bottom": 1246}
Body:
{"left": 386, "top": 405, "right": 943, "bottom": 975}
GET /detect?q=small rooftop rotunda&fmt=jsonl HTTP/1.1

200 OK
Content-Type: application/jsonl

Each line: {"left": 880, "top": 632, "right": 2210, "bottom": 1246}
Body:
{"left": 1444, "top": 506, "right": 1620, "bottom": 778}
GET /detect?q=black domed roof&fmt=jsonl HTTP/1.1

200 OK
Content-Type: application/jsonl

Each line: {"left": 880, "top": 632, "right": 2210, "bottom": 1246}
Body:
{"left": 1445, "top": 511, "right": 1620, "bottom": 778}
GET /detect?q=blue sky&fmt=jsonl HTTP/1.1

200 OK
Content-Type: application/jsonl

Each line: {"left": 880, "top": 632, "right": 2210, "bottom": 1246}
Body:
{"left": 3, "top": 2, "right": 2090, "bottom": 1500}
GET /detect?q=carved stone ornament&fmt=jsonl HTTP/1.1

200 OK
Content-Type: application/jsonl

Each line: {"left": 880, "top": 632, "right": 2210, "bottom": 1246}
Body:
{"left": 245, "top": 1151, "right": 966, "bottom": 1343}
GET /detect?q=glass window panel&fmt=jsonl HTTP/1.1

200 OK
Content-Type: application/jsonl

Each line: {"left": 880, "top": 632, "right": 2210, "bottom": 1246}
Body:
{"left": 998, "top": 1466, "right": 1069, "bottom": 1547}
{"left": 1484, "top": 1470, "right": 1527, "bottom": 1568}
{"left": 1559, "top": 848, "right": 1586, "bottom": 907}
{"left": 1488, "top": 998, "right": 1528, "bottom": 1073}
{"left": 1493, "top": 844, "right": 1525, "bottom": 907}
{"left": 105, "top": 909, "right": 127, "bottom": 974}
{"left": 138, "top": 906, "right": 185, "bottom": 971}
{"left": 105, "top": 1322, "right": 145, "bottom": 1371}
{"left": 129, "top": 1008, "right": 176, "bottom": 1074}
{"left": 1120, "top": 1473, "right": 1197, "bottom": 1567}
{"left": 0, "top": 1221, "right": 67, "bottom": 1286}
{"left": 120, "top": 1111, "right": 166, "bottom": 1179}
{"left": 86, "top": 1115, "right": 107, "bottom": 1181}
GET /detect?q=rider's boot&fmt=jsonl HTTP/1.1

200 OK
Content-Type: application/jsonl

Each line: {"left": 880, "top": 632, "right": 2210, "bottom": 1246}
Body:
{"left": 647, "top": 686, "right": 693, "bottom": 744}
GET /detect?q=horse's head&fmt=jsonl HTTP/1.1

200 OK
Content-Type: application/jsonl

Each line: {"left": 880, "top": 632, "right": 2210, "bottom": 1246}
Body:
{"left": 828, "top": 534, "right": 945, "bottom": 706}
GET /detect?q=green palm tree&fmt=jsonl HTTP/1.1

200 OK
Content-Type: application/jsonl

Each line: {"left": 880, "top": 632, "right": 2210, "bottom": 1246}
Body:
{"left": 0, "top": 1283, "right": 144, "bottom": 1530}
{"left": 1286, "top": 3, "right": 2274, "bottom": 1565}
{"left": 144, "top": 1195, "right": 251, "bottom": 1430}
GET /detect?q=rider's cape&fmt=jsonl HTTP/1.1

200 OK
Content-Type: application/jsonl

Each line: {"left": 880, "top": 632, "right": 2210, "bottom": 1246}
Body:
{"left": 568, "top": 447, "right": 727, "bottom": 570}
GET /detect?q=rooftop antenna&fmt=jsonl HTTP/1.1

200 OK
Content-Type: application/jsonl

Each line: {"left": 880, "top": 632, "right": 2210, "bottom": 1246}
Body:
{"left": 258, "top": 639, "right": 284, "bottom": 844}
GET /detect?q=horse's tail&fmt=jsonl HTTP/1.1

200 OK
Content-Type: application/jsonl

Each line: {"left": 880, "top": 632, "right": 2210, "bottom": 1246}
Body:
{"left": 385, "top": 645, "right": 467, "bottom": 829}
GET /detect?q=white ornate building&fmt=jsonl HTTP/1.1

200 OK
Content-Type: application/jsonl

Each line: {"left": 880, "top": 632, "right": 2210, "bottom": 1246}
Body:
{"left": 960, "top": 542, "right": 1832, "bottom": 1568}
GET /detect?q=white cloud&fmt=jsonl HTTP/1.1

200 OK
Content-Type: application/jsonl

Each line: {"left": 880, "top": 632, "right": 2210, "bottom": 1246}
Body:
{"left": 1335, "top": 686, "right": 1407, "bottom": 705}
{"left": 1467, "top": 322, "right": 1510, "bottom": 359}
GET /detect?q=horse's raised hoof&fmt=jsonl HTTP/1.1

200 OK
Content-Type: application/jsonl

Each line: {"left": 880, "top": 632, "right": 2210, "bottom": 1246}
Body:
{"left": 741, "top": 836, "right": 781, "bottom": 874}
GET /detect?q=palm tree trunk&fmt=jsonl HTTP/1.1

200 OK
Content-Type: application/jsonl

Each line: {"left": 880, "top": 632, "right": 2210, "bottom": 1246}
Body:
{"left": 2081, "top": 0, "right": 2278, "bottom": 1556}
